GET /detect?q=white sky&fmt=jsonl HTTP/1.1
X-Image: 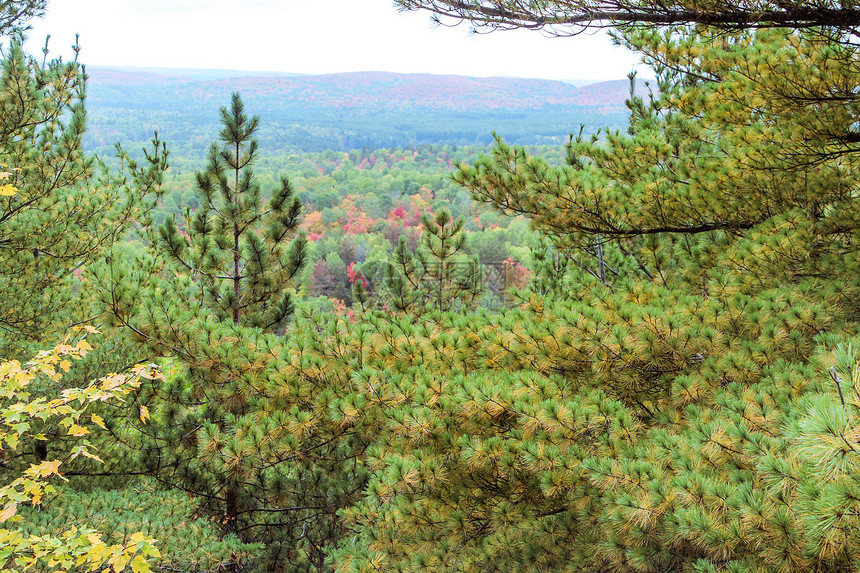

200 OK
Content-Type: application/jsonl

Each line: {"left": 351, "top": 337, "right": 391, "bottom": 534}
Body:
{"left": 26, "top": 0, "right": 648, "bottom": 81}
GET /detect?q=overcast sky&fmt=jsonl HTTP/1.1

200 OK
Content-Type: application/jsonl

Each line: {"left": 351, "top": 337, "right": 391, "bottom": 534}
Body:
{"left": 26, "top": 0, "right": 648, "bottom": 82}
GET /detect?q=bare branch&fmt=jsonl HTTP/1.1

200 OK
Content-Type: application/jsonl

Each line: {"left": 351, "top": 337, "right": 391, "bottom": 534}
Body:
{"left": 395, "top": 0, "right": 860, "bottom": 33}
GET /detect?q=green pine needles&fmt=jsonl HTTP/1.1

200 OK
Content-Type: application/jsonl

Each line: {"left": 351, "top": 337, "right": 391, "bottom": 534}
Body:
{"left": 0, "top": 35, "right": 167, "bottom": 354}
{"left": 384, "top": 209, "right": 483, "bottom": 313}
{"left": 16, "top": 3, "right": 860, "bottom": 572}
{"left": 159, "top": 92, "right": 306, "bottom": 332}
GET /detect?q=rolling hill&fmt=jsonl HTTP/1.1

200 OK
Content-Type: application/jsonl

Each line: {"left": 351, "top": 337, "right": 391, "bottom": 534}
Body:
{"left": 84, "top": 67, "right": 649, "bottom": 154}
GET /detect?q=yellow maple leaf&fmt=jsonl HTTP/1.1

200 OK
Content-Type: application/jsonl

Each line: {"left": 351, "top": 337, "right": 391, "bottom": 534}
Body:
{"left": 78, "top": 448, "right": 103, "bottom": 463}
{"left": 130, "top": 555, "right": 151, "bottom": 573}
{"left": 67, "top": 424, "right": 89, "bottom": 437}
{"left": 129, "top": 532, "right": 146, "bottom": 544}
{"left": 0, "top": 502, "right": 17, "bottom": 523}
{"left": 38, "top": 459, "right": 61, "bottom": 477}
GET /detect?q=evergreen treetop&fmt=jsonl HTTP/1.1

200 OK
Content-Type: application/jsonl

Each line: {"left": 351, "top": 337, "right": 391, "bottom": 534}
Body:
{"left": 158, "top": 92, "right": 306, "bottom": 332}
{"left": 384, "top": 209, "right": 483, "bottom": 313}
{"left": 0, "top": 33, "right": 166, "bottom": 354}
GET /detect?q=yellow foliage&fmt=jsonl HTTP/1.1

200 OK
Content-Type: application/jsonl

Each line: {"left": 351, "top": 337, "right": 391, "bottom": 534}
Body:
{"left": 0, "top": 331, "right": 163, "bottom": 572}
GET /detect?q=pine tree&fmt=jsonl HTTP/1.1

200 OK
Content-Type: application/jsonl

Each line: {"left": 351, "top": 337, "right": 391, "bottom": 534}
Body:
{"left": 31, "top": 3, "right": 860, "bottom": 570}
{"left": 135, "top": 93, "right": 308, "bottom": 536}
{"left": 320, "top": 23, "right": 860, "bottom": 573}
{"left": 158, "top": 92, "right": 306, "bottom": 332}
{"left": 97, "top": 95, "right": 371, "bottom": 572}
{"left": 0, "top": 35, "right": 166, "bottom": 353}
{"left": 525, "top": 238, "right": 568, "bottom": 296}
{"left": 395, "top": 0, "right": 860, "bottom": 33}
{"left": 384, "top": 209, "right": 483, "bottom": 312}
{"left": 0, "top": 1, "right": 47, "bottom": 35}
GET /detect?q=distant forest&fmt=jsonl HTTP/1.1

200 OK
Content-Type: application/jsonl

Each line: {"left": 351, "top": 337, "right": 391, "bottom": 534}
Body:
{"left": 84, "top": 67, "right": 644, "bottom": 154}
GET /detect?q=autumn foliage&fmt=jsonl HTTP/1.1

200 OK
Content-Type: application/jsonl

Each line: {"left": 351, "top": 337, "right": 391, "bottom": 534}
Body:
{"left": 0, "top": 330, "right": 161, "bottom": 572}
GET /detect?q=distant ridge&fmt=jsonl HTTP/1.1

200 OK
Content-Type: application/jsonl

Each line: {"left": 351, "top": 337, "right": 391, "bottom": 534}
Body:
{"left": 84, "top": 67, "right": 647, "bottom": 152}
{"left": 90, "top": 66, "right": 306, "bottom": 81}
{"left": 573, "top": 79, "right": 656, "bottom": 106}
{"left": 87, "top": 67, "right": 650, "bottom": 112}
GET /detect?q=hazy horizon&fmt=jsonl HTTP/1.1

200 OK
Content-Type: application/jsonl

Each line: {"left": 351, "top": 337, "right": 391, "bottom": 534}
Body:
{"left": 89, "top": 64, "right": 630, "bottom": 86}
{"left": 27, "top": 0, "right": 653, "bottom": 82}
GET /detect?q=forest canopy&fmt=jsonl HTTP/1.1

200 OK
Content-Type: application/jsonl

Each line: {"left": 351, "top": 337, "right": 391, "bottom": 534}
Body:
{"left": 3, "top": 0, "right": 860, "bottom": 572}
